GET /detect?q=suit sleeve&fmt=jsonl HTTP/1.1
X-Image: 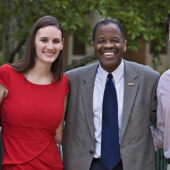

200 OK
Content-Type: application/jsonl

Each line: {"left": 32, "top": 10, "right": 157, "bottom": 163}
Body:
{"left": 150, "top": 74, "right": 160, "bottom": 124}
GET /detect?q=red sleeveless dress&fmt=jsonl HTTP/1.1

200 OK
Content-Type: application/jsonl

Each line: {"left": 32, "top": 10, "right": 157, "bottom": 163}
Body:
{"left": 0, "top": 64, "right": 69, "bottom": 170}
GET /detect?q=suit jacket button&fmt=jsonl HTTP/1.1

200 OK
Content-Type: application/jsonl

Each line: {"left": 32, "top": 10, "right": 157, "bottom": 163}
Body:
{"left": 89, "top": 151, "right": 94, "bottom": 154}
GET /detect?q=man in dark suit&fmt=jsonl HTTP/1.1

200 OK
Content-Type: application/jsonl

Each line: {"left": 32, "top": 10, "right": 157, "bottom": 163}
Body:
{"left": 63, "top": 19, "right": 160, "bottom": 170}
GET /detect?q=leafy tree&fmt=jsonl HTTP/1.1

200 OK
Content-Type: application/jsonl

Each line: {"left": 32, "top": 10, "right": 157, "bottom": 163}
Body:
{"left": 0, "top": 0, "right": 95, "bottom": 63}
{"left": 96, "top": 0, "right": 170, "bottom": 67}
{"left": 0, "top": 0, "right": 169, "bottom": 67}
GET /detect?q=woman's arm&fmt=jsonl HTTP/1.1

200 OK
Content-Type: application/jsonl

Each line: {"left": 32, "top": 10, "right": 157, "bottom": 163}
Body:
{"left": 0, "top": 83, "right": 8, "bottom": 126}
{"left": 0, "top": 83, "right": 8, "bottom": 106}
{"left": 55, "top": 96, "right": 67, "bottom": 144}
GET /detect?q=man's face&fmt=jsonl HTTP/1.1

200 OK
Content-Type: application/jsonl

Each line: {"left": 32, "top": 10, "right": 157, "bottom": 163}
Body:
{"left": 92, "top": 23, "right": 127, "bottom": 73}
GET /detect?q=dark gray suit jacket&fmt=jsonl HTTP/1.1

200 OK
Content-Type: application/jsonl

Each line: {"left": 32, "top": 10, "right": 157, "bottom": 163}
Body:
{"left": 63, "top": 60, "right": 160, "bottom": 170}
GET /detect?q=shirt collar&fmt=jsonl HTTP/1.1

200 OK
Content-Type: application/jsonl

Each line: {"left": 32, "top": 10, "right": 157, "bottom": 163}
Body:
{"left": 98, "top": 59, "right": 124, "bottom": 85}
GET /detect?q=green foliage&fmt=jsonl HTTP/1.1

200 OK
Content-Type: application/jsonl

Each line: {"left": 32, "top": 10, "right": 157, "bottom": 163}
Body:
{"left": 0, "top": 0, "right": 96, "bottom": 62}
{"left": 95, "top": 0, "right": 170, "bottom": 53}
{"left": 0, "top": 56, "right": 4, "bottom": 66}
{"left": 0, "top": 0, "right": 170, "bottom": 63}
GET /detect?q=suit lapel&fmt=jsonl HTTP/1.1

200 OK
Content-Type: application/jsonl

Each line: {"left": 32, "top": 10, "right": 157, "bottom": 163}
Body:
{"left": 79, "top": 61, "right": 139, "bottom": 141}
{"left": 81, "top": 63, "right": 98, "bottom": 139}
{"left": 121, "top": 61, "right": 139, "bottom": 140}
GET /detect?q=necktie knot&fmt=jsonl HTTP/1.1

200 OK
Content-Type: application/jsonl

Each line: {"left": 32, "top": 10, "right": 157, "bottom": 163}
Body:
{"left": 107, "top": 73, "right": 113, "bottom": 80}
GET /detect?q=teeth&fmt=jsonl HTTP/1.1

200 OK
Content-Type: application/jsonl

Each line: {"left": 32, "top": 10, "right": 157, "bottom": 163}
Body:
{"left": 104, "top": 52, "right": 113, "bottom": 56}
{"left": 45, "top": 53, "right": 54, "bottom": 57}
{"left": 45, "top": 52, "right": 54, "bottom": 54}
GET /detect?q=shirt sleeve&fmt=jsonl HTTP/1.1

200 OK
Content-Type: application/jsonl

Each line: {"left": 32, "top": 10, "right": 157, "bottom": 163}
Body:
{"left": 0, "top": 64, "right": 10, "bottom": 89}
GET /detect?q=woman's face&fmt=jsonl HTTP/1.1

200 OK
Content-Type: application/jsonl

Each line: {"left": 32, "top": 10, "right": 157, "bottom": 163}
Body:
{"left": 34, "top": 25, "right": 63, "bottom": 65}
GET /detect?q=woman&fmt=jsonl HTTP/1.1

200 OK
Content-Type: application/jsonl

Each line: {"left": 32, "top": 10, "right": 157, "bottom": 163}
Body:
{"left": 0, "top": 15, "right": 69, "bottom": 169}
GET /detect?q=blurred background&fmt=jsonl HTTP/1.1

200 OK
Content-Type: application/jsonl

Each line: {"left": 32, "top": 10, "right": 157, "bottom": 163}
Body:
{"left": 0, "top": 0, "right": 170, "bottom": 73}
{"left": 0, "top": 0, "right": 170, "bottom": 169}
